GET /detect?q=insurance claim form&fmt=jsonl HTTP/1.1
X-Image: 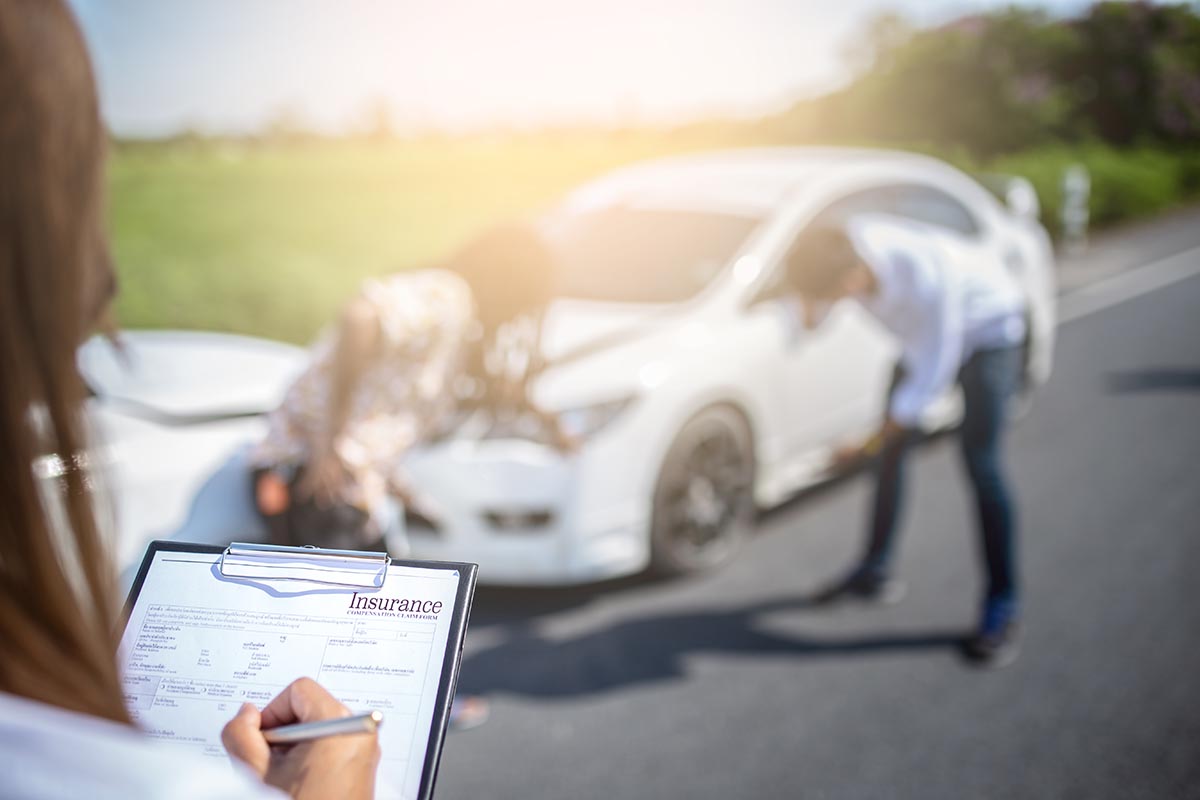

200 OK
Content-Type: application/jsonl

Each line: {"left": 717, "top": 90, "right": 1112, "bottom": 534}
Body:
{"left": 119, "top": 547, "right": 467, "bottom": 800}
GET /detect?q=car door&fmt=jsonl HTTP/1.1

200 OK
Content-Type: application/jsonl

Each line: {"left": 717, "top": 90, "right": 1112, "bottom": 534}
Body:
{"left": 779, "top": 291, "right": 895, "bottom": 453}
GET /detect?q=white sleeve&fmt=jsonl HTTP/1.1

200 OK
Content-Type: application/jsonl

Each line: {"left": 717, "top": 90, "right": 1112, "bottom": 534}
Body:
{"left": 888, "top": 257, "right": 963, "bottom": 427}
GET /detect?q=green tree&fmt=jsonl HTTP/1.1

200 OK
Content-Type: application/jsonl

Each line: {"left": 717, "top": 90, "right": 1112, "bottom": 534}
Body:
{"left": 785, "top": 2, "right": 1200, "bottom": 157}
{"left": 829, "top": 9, "right": 1078, "bottom": 158}
{"left": 1061, "top": 2, "right": 1200, "bottom": 145}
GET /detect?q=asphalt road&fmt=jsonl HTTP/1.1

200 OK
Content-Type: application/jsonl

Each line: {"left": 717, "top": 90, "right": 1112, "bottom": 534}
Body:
{"left": 436, "top": 214, "right": 1200, "bottom": 800}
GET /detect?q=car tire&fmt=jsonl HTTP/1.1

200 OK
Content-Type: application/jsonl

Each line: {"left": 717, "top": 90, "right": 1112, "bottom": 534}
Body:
{"left": 649, "top": 405, "right": 756, "bottom": 577}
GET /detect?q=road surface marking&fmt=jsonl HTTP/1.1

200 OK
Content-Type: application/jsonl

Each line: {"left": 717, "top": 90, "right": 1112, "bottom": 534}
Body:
{"left": 1059, "top": 244, "right": 1200, "bottom": 324}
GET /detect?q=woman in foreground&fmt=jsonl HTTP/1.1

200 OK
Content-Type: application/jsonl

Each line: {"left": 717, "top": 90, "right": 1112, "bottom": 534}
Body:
{"left": 0, "top": 2, "right": 377, "bottom": 796}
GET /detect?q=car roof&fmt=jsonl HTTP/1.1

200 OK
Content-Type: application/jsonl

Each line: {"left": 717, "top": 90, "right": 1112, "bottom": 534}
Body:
{"left": 559, "top": 147, "right": 950, "bottom": 216}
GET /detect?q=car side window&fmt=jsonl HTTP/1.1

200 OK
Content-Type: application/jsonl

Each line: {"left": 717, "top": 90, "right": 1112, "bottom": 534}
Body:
{"left": 889, "top": 184, "right": 980, "bottom": 237}
{"left": 751, "top": 187, "right": 896, "bottom": 307}
{"left": 814, "top": 184, "right": 981, "bottom": 238}
{"left": 812, "top": 187, "right": 896, "bottom": 226}
{"left": 751, "top": 182, "right": 979, "bottom": 307}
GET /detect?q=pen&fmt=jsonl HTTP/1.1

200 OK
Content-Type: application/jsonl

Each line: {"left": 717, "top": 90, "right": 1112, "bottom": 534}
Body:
{"left": 263, "top": 710, "right": 384, "bottom": 745}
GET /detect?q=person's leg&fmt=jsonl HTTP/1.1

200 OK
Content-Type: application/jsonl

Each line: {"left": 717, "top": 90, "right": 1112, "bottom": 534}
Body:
{"left": 860, "top": 360, "right": 915, "bottom": 577}
{"left": 812, "top": 429, "right": 914, "bottom": 603}
{"left": 958, "top": 346, "right": 1022, "bottom": 609}
{"left": 861, "top": 428, "right": 916, "bottom": 576}
{"left": 958, "top": 346, "right": 1024, "bottom": 665}
{"left": 812, "top": 364, "right": 912, "bottom": 603}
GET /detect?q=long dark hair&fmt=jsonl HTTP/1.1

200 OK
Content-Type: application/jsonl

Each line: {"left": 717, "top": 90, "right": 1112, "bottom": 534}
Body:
{"left": 0, "top": 0, "right": 129, "bottom": 723}
{"left": 447, "top": 223, "right": 558, "bottom": 414}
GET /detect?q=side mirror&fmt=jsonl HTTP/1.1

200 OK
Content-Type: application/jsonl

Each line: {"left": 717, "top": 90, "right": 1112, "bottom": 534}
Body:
{"left": 976, "top": 173, "right": 1041, "bottom": 223}
{"left": 1004, "top": 178, "right": 1041, "bottom": 222}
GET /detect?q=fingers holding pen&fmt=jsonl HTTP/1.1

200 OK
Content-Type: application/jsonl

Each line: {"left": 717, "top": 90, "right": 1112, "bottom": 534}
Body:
{"left": 262, "top": 676, "right": 352, "bottom": 728}
{"left": 224, "top": 678, "right": 380, "bottom": 800}
{"left": 221, "top": 702, "right": 271, "bottom": 778}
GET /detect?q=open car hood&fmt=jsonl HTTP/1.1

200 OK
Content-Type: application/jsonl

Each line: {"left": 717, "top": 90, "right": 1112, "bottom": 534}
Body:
{"left": 76, "top": 306, "right": 678, "bottom": 428}
{"left": 79, "top": 330, "right": 307, "bottom": 422}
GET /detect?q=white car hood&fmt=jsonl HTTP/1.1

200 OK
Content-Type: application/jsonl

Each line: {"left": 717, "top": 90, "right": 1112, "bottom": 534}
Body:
{"left": 540, "top": 299, "right": 673, "bottom": 360}
{"left": 535, "top": 298, "right": 711, "bottom": 410}
{"left": 75, "top": 310, "right": 689, "bottom": 425}
{"left": 79, "top": 330, "right": 307, "bottom": 420}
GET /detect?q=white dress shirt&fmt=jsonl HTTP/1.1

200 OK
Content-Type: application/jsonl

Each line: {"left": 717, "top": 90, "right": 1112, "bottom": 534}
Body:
{"left": 0, "top": 691, "right": 284, "bottom": 800}
{"left": 848, "top": 216, "right": 1027, "bottom": 426}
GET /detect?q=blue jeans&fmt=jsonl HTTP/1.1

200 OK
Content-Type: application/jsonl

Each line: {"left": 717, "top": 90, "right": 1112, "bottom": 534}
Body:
{"left": 862, "top": 345, "right": 1022, "bottom": 607}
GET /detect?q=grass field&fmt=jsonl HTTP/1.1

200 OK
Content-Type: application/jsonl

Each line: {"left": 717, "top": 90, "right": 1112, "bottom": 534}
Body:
{"left": 108, "top": 133, "right": 1200, "bottom": 344}
{"left": 108, "top": 133, "right": 725, "bottom": 343}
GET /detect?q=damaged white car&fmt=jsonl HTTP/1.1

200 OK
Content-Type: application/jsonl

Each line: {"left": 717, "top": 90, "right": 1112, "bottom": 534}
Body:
{"left": 91, "top": 148, "right": 1056, "bottom": 587}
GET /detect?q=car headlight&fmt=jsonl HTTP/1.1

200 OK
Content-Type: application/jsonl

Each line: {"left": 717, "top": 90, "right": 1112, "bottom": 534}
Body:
{"left": 556, "top": 396, "right": 636, "bottom": 441}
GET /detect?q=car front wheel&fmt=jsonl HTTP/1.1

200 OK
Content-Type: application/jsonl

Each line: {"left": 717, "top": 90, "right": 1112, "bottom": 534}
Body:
{"left": 649, "top": 405, "right": 755, "bottom": 576}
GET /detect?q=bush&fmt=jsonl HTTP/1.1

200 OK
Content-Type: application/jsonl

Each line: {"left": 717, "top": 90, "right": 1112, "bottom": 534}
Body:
{"left": 986, "top": 143, "right": 1200, "bottom": 235}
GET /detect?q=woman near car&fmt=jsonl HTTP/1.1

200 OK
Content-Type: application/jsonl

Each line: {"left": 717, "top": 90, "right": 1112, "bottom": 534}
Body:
{"left": 248, "top": 224, "right": 564, "bottom": 554}
{"left": 0, "top": 2, "right": 378, "bottom": 796}
{"left": 246, "top": 218, "right": 568, "bottom": 734}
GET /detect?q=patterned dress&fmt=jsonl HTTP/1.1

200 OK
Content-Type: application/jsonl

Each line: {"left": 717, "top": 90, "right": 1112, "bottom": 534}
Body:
{"left": 250, "top": 269, "right": 476, "bottom": 529}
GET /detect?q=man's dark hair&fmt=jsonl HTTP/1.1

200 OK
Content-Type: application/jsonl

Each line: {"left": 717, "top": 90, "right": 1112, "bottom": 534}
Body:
{"left": 785, "top": 224, "right": 862, "bottom": 299}
{"left": 446, "top": 223, "right": 560, "bottom": 413}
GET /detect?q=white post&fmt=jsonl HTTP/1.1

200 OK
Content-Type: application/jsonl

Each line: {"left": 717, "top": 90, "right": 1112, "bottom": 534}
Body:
{"left": 1061, "top": 164, "right": 1091, "bottom": 257}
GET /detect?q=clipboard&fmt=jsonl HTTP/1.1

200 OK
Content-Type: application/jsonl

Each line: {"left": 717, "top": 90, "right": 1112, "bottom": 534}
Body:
{"left": 122, "top": 540, "right": 478, "bottom": 800}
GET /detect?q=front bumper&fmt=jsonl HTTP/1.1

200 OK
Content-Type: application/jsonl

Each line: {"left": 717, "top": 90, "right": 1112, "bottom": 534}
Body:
{"left": 401, "top": 438, "right": 652, "bottom": 586}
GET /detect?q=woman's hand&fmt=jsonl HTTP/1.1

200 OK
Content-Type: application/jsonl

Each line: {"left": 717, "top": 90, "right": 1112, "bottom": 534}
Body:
{"left": 255, "top": 471, "right": 291, "bottom": 516}
{"left": 222, "top": 677, "right": 380, "bottom": 800}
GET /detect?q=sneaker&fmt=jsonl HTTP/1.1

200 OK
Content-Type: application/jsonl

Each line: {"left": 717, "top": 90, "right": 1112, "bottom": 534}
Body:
{"left": 963, "top": 601, "right": 1021, "bottom": 668}
{"left": 810, "top": 566, "right": 907, "bottom": 606}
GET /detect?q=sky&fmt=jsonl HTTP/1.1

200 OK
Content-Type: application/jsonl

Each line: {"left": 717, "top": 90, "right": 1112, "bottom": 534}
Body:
{"left": 69, "top": 0, "right": 1100, "bottom": 137}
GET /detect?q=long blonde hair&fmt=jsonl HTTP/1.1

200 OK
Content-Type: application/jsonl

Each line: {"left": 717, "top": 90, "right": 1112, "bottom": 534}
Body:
{"left": 0, "top": 0, "right": 129, "bottom": 724}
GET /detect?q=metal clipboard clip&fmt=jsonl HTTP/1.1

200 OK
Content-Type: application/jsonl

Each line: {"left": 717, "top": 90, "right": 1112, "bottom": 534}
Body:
{"left": 219, "top": 542, "right": 391, "bottom": 590}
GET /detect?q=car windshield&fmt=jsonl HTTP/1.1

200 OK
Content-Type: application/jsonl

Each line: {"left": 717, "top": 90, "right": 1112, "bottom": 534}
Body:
{"left": 546, "top": 206, "right": 762, "bottom": 304}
